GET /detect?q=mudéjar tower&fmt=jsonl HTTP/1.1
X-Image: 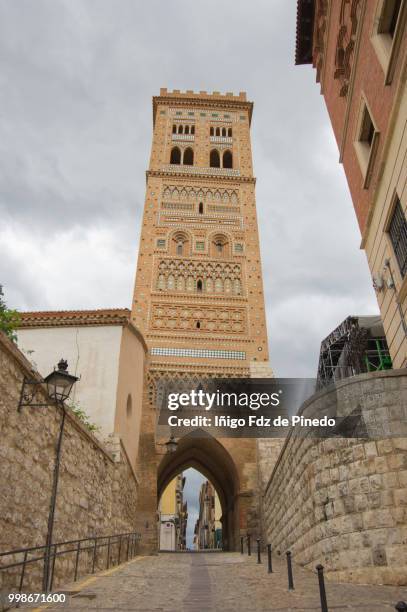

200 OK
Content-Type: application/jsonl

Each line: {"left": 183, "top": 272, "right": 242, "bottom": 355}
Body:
{"left": 131, "top": 88, "right": 271, "bottom": 378}
{"left": 132, "top": 89, "right": 274, "bottom": 553}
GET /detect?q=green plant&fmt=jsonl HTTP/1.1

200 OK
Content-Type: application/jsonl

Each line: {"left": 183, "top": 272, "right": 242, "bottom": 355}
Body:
{"left": 0, "top": 285, "right": 20, "bottom": 342}
{"left": 67, "top": 401, "right": 100, "bottom": 433}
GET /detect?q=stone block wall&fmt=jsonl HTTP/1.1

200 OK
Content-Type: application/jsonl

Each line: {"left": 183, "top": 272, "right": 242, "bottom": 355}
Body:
{"left": 263, "top": 370, "right": 407, "bottom": 586}
{"left": 0, "top": 332, "right": 139, "bottom": 593}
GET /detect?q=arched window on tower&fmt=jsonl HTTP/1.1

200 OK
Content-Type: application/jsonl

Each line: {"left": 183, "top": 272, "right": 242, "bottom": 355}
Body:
{"left": 223, "top": 150, "right": 233, "bottom": 169}
{"left": 210, "top": 149, "right": 220, "bottom": 168}
{"left": 172, "top": 125, "right": 176, "bottom": 134}
{"left": 210, "top": 127, "right": 214, "bottom": 136}
{"left": 199, "top": 202, "right": 204, "bottom": 214}
{"left": 196, "top": 321, "right": 201, "bottom": 329}
{"left": 185, "top": 125, "right": 190, "bottom": 134}
{"left": 170, "top": 147, "right": 181, "bottom": 165}
{"left": 178, "top": 125, "right": 183, "bottom": 134}
{"left": 197, "top": 279, "right": 203, "bottom": 293}
{"left": 191, "top": 125, "right": 195, "bottom": 135}
{"left": 228, "top": 127, "right": 232, "bottom": 137}
{"left": 172, "top": 231, "right": 189, "bottom": 257}
{"left": 211, "top": 234, "right": 229, "bottom": 258}
{"left": 183, "top": 148, "right": 194, "bottom": 165}
{"left": 222, "top": 127, "right": 226, "bottom": 137}
{"left": 215, "top": 127, "right": 220, "bottom": 136}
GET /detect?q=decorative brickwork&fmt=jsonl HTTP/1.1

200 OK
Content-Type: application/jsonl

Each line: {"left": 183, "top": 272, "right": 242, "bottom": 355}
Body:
{"left": 133, "top": 90, "right": 272, "bottom": 552}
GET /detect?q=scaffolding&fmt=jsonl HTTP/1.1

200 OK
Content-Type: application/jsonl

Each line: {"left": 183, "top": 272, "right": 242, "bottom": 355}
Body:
{"left": 317, "top": 315, "right": 392, "bottom": 389}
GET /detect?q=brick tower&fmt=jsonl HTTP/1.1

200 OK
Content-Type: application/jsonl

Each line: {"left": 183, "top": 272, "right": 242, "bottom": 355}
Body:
{"left": 132, "top": 89, "right": 273, "bottom": 552}
{"left": 131, "top": 88, "right": 271, "bottom": 378}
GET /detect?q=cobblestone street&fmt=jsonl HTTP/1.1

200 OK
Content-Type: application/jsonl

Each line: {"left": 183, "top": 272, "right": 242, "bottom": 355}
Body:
{"left": 27, "top": 552, "right": 406, "bottom": 611}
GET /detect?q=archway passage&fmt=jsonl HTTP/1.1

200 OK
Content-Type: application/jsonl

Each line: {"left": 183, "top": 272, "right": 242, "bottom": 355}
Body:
{"left": 157, "top": 432, "right": 240, "bottom": 551}
{"left": 157, "top": 468, "right": 223, "bottom": 551}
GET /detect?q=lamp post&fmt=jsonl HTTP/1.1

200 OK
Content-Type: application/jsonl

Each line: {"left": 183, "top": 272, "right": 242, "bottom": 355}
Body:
{"left": 156, "top": 433, "right": 178, "bottom": 455}
{"left": 164, "top": 434, "right": 178, "bottom": 454}
{"left": 18, "top": 359, "right": 78, "bottom": 592}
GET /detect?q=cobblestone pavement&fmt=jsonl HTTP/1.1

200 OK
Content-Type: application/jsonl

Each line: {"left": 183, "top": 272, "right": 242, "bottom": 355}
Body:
{"left": 26, "top": 552, "right": 406, "bottom": 611}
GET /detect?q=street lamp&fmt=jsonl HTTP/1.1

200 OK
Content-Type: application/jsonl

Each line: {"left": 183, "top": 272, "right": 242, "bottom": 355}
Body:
{"left": 18, "top": 358, "right": 79, "bottom": 411}
{"left": 17, "top": 359, "right": 78, "bottom": 592}
{"left": 156, "top": 433, "right": 178, "bottom": 455}
{"left": 44, "top": 359, "right": 79, "bottom": 403}
{"left": 164, "top": 434, "right": 178, "bottom": 454}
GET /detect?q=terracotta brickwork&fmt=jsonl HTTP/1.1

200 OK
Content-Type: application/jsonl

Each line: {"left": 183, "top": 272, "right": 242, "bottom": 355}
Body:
{"left": 298, "top": 0, "right": 407, "bottom": 368}
{"left": 263, "top": 369, "right": 407, "bottom": 586}
{"left": 0, "top": 332, "right": 139, "bottom": 592}
{"left": 132, "top": 89, "right": 270, "bottom": 371}
{"left": 132, "top": 90, "right": 274, "bottom": 552}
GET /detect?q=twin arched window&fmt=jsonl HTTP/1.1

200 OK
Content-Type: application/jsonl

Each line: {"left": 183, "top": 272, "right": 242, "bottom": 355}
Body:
{"left": 210, "top": 234, "right": 229, "bottom": 258}
{"left": 209, "top": 149, "right": 233, "bottom": 169}
{"left": 172, "top": 231, "right": 190, "bottom": 257}
{"left": 170, "top": 146, "right": 194, "bottom": 165}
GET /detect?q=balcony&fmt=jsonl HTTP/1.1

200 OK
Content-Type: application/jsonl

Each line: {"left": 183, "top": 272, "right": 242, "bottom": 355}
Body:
{"left": 172, "top": 134, "right": 195, "bottom": 142}
{"left": 210, "top": 136, "right": 233, "bottom": 144}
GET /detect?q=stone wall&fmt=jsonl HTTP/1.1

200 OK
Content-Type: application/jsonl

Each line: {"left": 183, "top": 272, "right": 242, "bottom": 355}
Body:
{"left": 0, "top": 332, "right": 139, "bottom": 593}
{"left": 263, "top": 370, "right": 407, "bottom": 586}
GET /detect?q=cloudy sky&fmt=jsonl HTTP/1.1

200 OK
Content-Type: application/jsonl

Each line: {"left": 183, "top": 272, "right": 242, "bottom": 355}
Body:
{"left": 0, "top": 0, "right": 379, "bottom": 378}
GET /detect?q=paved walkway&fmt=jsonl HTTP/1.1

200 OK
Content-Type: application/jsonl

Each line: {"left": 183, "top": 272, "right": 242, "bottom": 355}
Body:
{"left": 27, "top": 552, "right": 405, "bottom": 611}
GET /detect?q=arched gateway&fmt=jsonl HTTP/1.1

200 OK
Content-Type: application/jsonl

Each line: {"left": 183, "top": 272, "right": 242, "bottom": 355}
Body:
{"left": 157, "top": 433, "right": 240, "bottom": 550}
{"left": 131, "top": 89, "right": 273, "bottom": 552}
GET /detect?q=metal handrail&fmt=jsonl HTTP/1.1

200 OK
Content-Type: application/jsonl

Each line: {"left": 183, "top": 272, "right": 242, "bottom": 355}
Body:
{"left": 0, "top": 531, "right": 141, "bottom": 594}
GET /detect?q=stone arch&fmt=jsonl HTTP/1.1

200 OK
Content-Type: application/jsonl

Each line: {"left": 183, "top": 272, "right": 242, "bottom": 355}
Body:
{"left": 157, "top": 431, "right": 240, "bottom": 550}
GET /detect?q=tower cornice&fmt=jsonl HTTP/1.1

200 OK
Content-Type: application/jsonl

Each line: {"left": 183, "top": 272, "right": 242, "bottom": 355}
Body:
{"left": 153, "top": 89, "right": 253, "bottom": 126}
{"left": 146, "top": 170, "right": 256, "bottom": 184}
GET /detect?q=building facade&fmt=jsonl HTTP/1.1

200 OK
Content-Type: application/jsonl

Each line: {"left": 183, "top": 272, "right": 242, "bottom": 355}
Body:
{"left": 158, "top": 473, "right": 187, "bottom": 550}
{"left": 296, "top": 0, "right": 407, "bottom": 367}
{"left": 194, "top": 480, "right": 222, "bottom": 550}
{"left": 16, "top": 308, "right": 147, "bottom": 468}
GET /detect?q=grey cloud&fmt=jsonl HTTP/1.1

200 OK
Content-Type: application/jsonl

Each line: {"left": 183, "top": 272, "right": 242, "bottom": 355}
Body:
{"left": 0, "top": 0, "right": 378, "bottom": 377}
